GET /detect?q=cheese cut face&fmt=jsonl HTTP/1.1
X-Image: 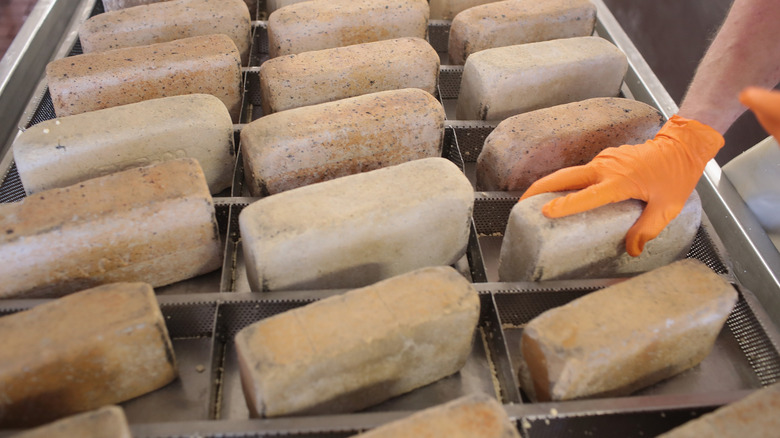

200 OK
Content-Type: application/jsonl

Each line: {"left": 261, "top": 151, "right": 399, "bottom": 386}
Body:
{"left": 0, "top": 283, "right": 176, "bottom": 427}
{"left": 235, "top": 266, "right": 480, "bottom": 417}
{"left": 518, "top": 259, "right": 737, "bottom": 402}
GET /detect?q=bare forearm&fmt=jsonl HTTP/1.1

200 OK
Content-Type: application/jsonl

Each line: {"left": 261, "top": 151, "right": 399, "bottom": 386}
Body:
{"left": 678, "top": 0, "right": 780, "bottom": 134}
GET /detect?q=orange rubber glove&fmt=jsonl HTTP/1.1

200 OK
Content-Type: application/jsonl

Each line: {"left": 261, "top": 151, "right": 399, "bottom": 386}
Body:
{"left": 740, "top": 86, "right": 780, "bottom": 141}
{"left": 520, "top": 115, "right": 724, "bottom": 257}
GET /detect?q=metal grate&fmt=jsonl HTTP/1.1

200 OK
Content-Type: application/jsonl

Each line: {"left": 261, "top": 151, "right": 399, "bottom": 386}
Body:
{"left": 438, "top": 65, "right": 462, "bottom": 100}
{"left": 161, "top": 301, "right": 218, "bottom": 340}
{"left": 473, "top": 195, "right": 519, "bottom": 235}
{"left": 726, "top": 296, "right": 780, "bottom": 386}
{"left": 452, "top": 123, "right": 495, "bottom": 162}
{"left": 26, "top": 88, "right": 56, "bottom": 128}
{"left": 443, "top": 126, "right": 465, "bottom": 173}
{"left": 685, "top": 226, "right": 729, "bottom": 275}
{"left": 428, "top": 21, "right": 450, "bottom": 53}
{"left": 493, "top": 289, "right": 598, "bottom": 325}
{"left": 216, "top": 299, "right": 313, "bottom": 342}
{"left": 0, "top": 162, "right": 25, "bottom": 203}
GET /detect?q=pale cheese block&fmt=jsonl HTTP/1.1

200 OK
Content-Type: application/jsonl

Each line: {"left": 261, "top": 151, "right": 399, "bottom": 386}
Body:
{"left": 267, "top": 0, "right": 429, "bottom": 58}
{"left": 241, "top": 88, "right": 445, "bottom": 196}
{"left": 101, "top": 0, "right": 165, "bottom": 12}
{"left": 46, "top": 34, "right": 242, "bottom": 121}
{"left": 12, "top": 406, "right": 131, "bottom": 438}
{"left": 456, "top": 37, "right": 628, "bottom": 121}
{"left": 13, "top": 94, "right": 235, "bottom": 195}
{"left": 0, "top": 158, "right": 222, "bottom": 299}
{"left": 430, "top": 0, "right": 499, "bottom": 20}
{"left": 260, "top": 37, "right": 438, "bottom": 114}
{"left": 519, "top": 259, "right": 737, "bottom": 402}
{"left": 238, "top": 157, "right": 473, "bottom": 291}
{"left": 352, "top": 394, "right": 520, "bottom": 438}
{"left": 498, "top": 191, "right": 701, "bottom": 282}
{"left": 448, "top": 0, "right": 596, "bottom": 64}
{"left": 477, "top": 98, "right": 664, "bottom": 192}
{"left": 80, "top": 0, "right": 252, "bottom": 65}
{"left": 235, "top": 266, "right": 480, "bottom": 417}
{"left": 658, "top": 382, "right": 780, "bottom": 437}
{"left": 0, "top": 283, "right": 176, "bottom": 427}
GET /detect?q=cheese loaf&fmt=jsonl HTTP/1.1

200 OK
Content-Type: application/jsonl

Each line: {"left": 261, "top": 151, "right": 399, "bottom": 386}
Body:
{"left": 477, "top": 98, "right": 664, "bottom": 192}
{"left": 13, "top": 94, "right": 235, "bottom": 195}
{"left": 238, "top": 157, "right": 473, "bottom": 291}
{"left": 259, "top": 37, "right": 438, "bottom": 114}
{"left": 498, "top": 191, "right": 701, "bottom": 282}
{"left": 0, "top": 283, "right": 176, "bottom": 427}
{"left": 267, "top": 0, "right": 428, "bottom": 58}
{"left": 456, "top": 37, "right": 627, "bottom": 121}
{"left": 448, "top": 0, "right": 595, "bottom": 64}
{"left": 235, "top": 266, "right": 480, "bottom": 417}
{"left": 80, "top": 0, "right": 252, "bottom": 65}
{"left": 519, "top": 259, "right": 737, "bottom": 402}
{"left": 241, "top": 88, "right": 445, "bottom": 196}
{"left": 352, "top": 394, "right": 519, "bottom": 438}
{"left": 12, "top": 406, "right": 130, "bottom": 438}
{"left": 0, "top": 158, "right": 222, "bottom": 299}
{"left": 46, "top": 34, "right": 242, "bottom": 121}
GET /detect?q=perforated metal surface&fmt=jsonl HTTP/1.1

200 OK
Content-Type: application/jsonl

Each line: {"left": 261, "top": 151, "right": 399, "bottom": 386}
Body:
{"left": 493, "top": 289, "right": 598, "bottom": 325}
{"left": 451, "top": 122, "right": 496, "bottom": 161}
{"left": 438, "top": 65, "right": 462, "bottom": 100}
{"left": 216, "top": 299, "right": 310, "bottom": 342}
{"left": 160, "top": 301, "right": 218, "bottom": 340}
{"left": 428, "top": 20, "right": 450, "bottom": 53}
{"left": 726, "top": 296, "right": 780, "bottom": 386}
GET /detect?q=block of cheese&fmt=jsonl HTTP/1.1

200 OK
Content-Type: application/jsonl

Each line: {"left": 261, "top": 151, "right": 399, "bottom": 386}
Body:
{"left": 0, "top": 158, "right": 222, "bottom": 299}
{"left": 477, "top": 98, "right": 665, "bottom": 192}
{"left": 260, "top": 37, "right": 438, "bottom": 114}
{"left": 267, "top": 0, "right": 428, "bottom": 58}
{"left": 456, "top": 37, "right": 628, "bottom": 121}
{"left": 46, "top": 34, "right": 242, "bottom": 121}
{"left": 101, "top": 0, "right": 165, "bottom": 12}
{"left": 242, "top": 88, "right": 445, "bottom": 196}
{"left": 13, "top": 94, "right": 235, "bottom": 195}
{"left": 351, "top": 394, "right": 520, "bottom": 438}
{"left": 238, "top": 157, "right": 473, "bottom": 291}
{"left": 448, "top": 0, "right": 596, "bottom": 64}
{"left": 80, "top": 0, "right": 251, "bottom": 65}
{"left": 235, "top": 266, "right": 480, "bottom": 417}
{"left": 13, "top": 406, "right": 131, "bottom": 438}
{"left": 498, "top": 190, "right": 701, "bottom": 282}
{"left": 519, "top": 259, "right": 737, "bottom": 402}
{"left": 0, "top": 283, "right": 177, "bottom": 427}
{"left": 430, "top": 0, "right": 499, "bottom": 20}
{"left": 658, "top": 383, "right": 780, "bottom": 437}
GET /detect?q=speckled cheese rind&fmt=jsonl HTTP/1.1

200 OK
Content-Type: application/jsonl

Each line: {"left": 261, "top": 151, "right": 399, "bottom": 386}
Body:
{"left": 352, "top": 394, "right": 520, "bottom": 438}
{"left": 430, "top": 0, "right": 500, "bottom": 20}
{"left": 0, "top": 283, "right": 176, "bottom": 427}
{"left": 12, "top": 406, "right": 131, "bottom": 438}
{"left": 658, "top": 382, "right": 780, "bottom": 437}
{"left": 46, "top": 34, "right": 242, "bottom": 121}
{"left": 238, "top": 157, "right": 474, "bottom": 291}
{"left": 235, "top": 266, "right": 480, "bottom": 417}
{"left": 267, "top": 0, "right": 429, "bottom": 58}
{"left": 13, "top": 94, "right": 235, "bottom": 195}
{"left": 241, "top": 88, "right": 445, "bottom": 196}
{"left": 260, "top": 37, "right": 439, "bottom": 114}
{"left": 448, "top": 0, "right": 596, "bottom": 64}
{"left": 101, "top": 0, "right": 165, "bottom": 12}
{"left": 498, "top": 190, "right": 701, "bottom": 282}
{"left": 456, "top": 36, "right": 628, "bottom": 121}
{"left": 477, "top": 98, "right": 665, "bottom": 192}
{"left": 80, "top": 0, "right": 251, "bottom": 65}
{"left": 0, "top": 158, "right": 222, "bottom": 299}
{"left": 518, "top": 259, "right": 737, "bottom": 402}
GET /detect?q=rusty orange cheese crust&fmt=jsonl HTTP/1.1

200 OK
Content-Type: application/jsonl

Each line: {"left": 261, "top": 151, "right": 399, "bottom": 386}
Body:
{"left": 0, "top": 158, "right": 222, "bottom": 299}
{"left": 46, "top": 34, "right": 242, "bottom": 120}
{"left": 0, "top": 283, "right": 176, "bottom": 428}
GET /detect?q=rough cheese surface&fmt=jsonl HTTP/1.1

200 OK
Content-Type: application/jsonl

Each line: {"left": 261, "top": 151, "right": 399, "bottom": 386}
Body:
{"left": 13, "top": 406, "right": 131, "bottom": 438}
{"left": 430, "top": 0, "right": 499, "bottom": 20}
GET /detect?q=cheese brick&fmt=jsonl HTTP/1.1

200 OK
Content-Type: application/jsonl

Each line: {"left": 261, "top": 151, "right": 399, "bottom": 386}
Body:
{"left": 259, "top": 37, "right": 438, "bottom": 114}
{"left": 448, "top": 0, "right": 596, "bottom": 64}
{"left": 235, "top": 266, "right": 480, "bottom": 417}
{"left": 0, "top": 283, "right": 176, "bottom": 427}
{"left": 456, "top": 37, "right": 627, "bottom": 121}
{"left": 267, "top": 0, "right": 428, "bottom": 58}
{"left": 241, "top": 88, "right": 445, "bottom": 196}
{"left": 80, "top": 0, "right": 252, "bottom": 65}
{"left": 477, "top": 98, "right": 664, "bottom": 192}
{"left": 519, "top": 259, "right": 737, "bottom": 402}
{"left": 430, "top": 0, "right": 499, "bottom": 20}
{"left": 238, "top": 157, "right": 473, "bottom": 291}
{"left": 0, "top": 158, "right": 222, "bottom": 299}
{"left": 352, "top": 394, "right": 519, "bottom": 438}
{"left": 498, "top": 191, "right": 701, "bottom": 282}
{"left": 14, "top": 94, "right": 235, "bottom": 195}
{"left": 12, "top": 406, "right": 131, "bottom": 438}
{"left": 46, "top": 34, "right": 242, "bottom": 121}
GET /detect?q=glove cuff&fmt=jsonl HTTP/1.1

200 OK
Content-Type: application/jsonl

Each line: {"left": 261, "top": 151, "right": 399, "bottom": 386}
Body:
{"left": 660, "top": 114, "right": 725, "bottom": 164}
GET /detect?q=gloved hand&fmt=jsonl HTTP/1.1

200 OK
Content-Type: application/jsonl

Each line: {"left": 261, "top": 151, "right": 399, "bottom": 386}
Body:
{"left": 520, "top": 115, "right": 724, "bottom": 257}
{"left": 740, "top": 86, "right": 780, "bottom": 141}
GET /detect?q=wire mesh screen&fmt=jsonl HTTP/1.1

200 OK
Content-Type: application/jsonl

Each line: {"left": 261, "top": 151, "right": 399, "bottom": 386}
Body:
{"left": 726, "top": 296, "right": 780, "bottom": 386}
{"left": 216, "top": 299, "right": 313, "bottom": 342}
{"left": 0, "top": 162, "right": 25, "bottom": 203}
{"left": 438, "top": 66, "right": 462, "bottom": 100}
{"left": 451, "top": 123, "right": 496, "bottom": 162}
{"left": 685, "top": 226, "right": 729, "bottom": 275}
{"left": 161, "top": 301, "right": 218, "bottom": 339}
{"left": 428, "top": 21, "right": 450, "bottom": 53}
{"left": 493, "top": 289, "right": 598, "bottom": 325}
